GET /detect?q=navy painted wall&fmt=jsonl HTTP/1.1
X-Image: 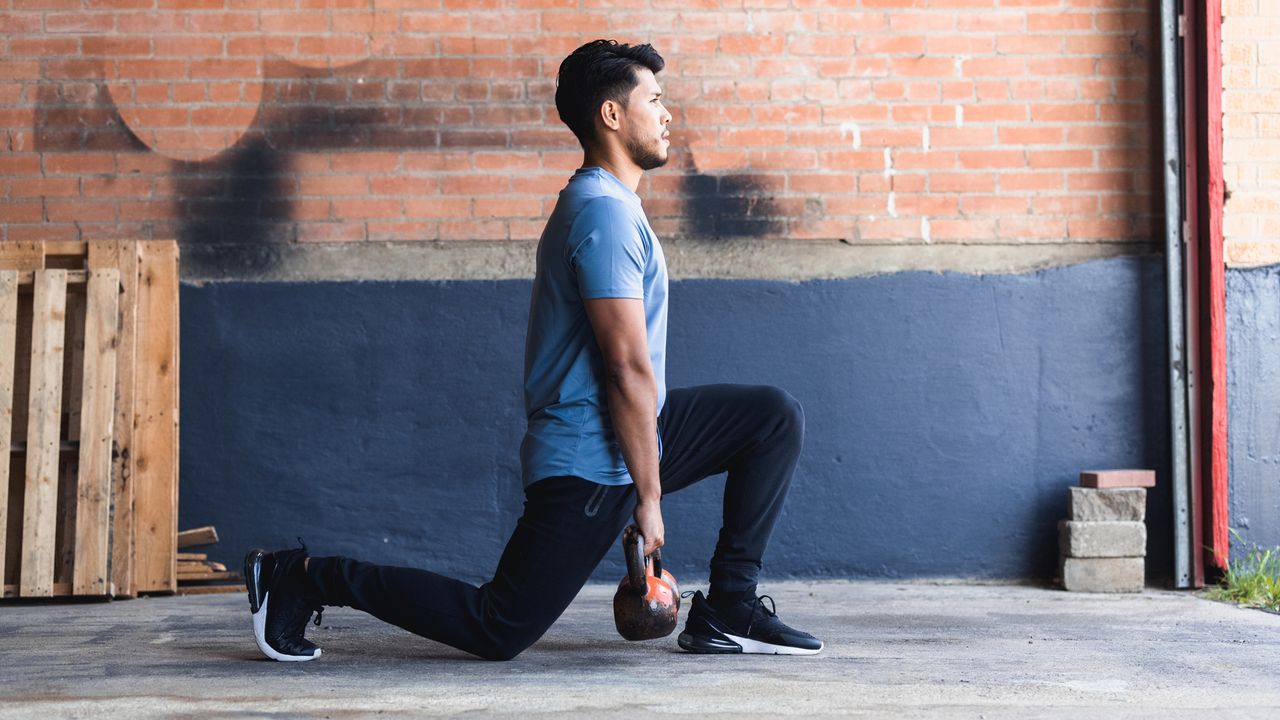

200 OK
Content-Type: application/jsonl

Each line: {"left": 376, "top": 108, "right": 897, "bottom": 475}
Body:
{"left": 179, "top": 257, "right": 1173, "bottom": 585}
{"left": 1227, "top": 266, "right": 1280, "bottom": 554}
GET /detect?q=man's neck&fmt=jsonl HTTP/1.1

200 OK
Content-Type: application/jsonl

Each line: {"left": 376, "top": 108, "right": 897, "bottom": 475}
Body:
{"left": 581, "top": 148, "right": 642, "bottom": 193}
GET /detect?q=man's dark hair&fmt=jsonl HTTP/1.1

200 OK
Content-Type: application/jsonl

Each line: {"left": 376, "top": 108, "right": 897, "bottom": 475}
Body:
{"left": 555, "top": 40, "right": 665, "bottom": 148}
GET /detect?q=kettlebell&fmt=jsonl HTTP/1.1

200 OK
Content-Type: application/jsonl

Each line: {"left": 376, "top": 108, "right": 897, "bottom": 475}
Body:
{"left": 613, "top": 524, "right": 681, "bottom": 641}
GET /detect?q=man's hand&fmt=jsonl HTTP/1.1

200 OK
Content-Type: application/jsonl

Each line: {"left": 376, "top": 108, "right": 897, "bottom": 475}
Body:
{"left": 634, "top": 498, "right": 665, "bottom": 557}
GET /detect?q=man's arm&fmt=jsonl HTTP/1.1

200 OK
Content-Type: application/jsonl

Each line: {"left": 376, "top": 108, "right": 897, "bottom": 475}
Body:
{"left": 583, "top": 297, "right": 663, "bottom": 556}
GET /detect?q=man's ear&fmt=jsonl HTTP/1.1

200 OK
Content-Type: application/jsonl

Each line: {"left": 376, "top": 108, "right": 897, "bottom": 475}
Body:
{"left": 598, "top": 99, "right": 622, "bottom": 132}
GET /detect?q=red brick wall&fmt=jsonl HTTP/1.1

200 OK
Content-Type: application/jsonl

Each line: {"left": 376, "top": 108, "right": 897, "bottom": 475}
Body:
{"left": 1, "top": 1, "right": 1159, "bottom": 251}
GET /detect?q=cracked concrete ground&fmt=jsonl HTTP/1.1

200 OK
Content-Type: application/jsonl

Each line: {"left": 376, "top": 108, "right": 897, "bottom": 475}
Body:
{"left": 0, "top": 581, "right": 1277, "bottom": 719}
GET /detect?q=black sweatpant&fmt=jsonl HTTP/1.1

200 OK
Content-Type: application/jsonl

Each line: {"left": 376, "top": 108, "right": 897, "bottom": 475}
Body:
{"left": 305, "top": 384, "right": 804, "bottom": 660}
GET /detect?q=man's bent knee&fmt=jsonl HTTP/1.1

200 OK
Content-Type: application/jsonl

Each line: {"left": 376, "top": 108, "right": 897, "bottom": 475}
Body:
{"left": 471, "top": 621, "right": 547, "bottom": 661}
{"left": 755, "top": 385, "right": 805, "bottom": 434}
{"left": 470, "top": 631, "right": 536, "bottom": 661}
{"left": 478, "top": 643, "right": 526, "bottom": 662}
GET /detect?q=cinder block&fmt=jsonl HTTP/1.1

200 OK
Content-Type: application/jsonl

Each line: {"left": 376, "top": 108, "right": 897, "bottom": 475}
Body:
{"left": 1058, "top": 520, "right": 1147, "bottom": 558}
{"left": 1061, "top": 556, "right": 1144, "bottom": 593}
{"left": 1079, "top": 469, "right": 1155, "bottom": 488}
{"left": 1068, "top": 487, "right": 1147, "bottom": 522}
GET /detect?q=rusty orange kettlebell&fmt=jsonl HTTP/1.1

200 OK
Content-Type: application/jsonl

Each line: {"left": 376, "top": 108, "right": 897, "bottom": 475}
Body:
{"left": 613, "top": 524, "right": 681, "bottom": 641}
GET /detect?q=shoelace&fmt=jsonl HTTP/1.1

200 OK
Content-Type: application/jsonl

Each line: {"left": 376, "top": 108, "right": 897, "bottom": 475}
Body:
{"left": 685, "top": 590, "right": 778, "bottom": 634}
{"left": 746, "top": 595, "right": 777, "bottom": 634}
{"left": 754, "top": 595, "right": 777, "bottom": 617}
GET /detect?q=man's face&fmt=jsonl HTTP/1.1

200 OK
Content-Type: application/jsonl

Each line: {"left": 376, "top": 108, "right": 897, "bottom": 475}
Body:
{"left": 620, "top": 68, "right": 672, "bottom": 171}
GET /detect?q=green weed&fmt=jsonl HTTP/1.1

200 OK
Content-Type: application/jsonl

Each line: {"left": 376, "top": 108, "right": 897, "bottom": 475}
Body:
{"left": 1204, "top": 532, "right": 1280, "bottom": 613}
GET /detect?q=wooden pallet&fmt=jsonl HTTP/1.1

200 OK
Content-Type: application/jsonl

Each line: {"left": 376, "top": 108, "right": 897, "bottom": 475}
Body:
{"left": 0, "top": 241, "right": 179, "bottom": 599}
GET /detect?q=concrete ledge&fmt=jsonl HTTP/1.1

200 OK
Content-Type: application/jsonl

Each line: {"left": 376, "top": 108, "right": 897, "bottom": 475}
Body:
{"left": 181, "top": 240, "right": 1161, "bottom": 283}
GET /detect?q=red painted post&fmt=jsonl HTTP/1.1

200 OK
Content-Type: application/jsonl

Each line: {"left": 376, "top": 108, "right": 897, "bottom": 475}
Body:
{"left": 1204, "top": 0, "right": 1229, "bottom": 574}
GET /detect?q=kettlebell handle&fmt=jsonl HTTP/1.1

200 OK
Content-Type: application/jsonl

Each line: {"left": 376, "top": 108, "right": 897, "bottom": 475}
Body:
{"left": 623, "top": 525, "right": 663, "bottom": 593}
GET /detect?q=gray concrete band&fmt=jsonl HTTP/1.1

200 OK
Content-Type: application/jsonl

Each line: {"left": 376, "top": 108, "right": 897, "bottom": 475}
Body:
{"left": 180, "top": 240, "right": 1161, "bottom": 283}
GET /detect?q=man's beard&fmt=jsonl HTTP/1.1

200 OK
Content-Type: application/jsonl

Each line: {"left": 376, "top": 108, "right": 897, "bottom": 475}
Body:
{"left": 626, "top": 135, "right": 668, "bottom": 171}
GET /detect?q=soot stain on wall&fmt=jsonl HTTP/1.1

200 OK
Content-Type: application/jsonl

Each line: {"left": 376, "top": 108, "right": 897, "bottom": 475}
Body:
{"left": 33, "top": 55, "right": 796, "bottom": 272}
{"left": 173, "top": 137, "right": 293, "bottom": 246}
{"left": 34, "top": 82, "right": 148, "bottom": 153}
{"left": 679, "top": 172, "right": 784, "bottom": 240}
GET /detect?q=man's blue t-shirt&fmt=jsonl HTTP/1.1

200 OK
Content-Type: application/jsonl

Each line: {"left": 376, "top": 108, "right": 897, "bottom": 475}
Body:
{"left": 520, "top": 167, "right": 668, "bottom": 487}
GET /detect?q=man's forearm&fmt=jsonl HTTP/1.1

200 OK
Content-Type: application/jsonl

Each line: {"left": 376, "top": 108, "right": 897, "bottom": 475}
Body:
{"left": 604, "top": 367, "right": 661, "bottom": 502}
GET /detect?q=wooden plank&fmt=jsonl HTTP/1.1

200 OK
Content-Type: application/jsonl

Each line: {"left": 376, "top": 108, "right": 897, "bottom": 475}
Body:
{"left": 177, "top": 560, "right": 226, "bottom": 573}
{"left": 89, "top": 241, "right": 138, "bottom": 598}
{"left": 9, "top": 441, "right": 79, "bottom": 453}
{"left": 172, "top": 244, "right": 181, "bottom": 592}
{"left": 176, "top": 552, "right": 207, "bottom": 561}
{"left": 174, "top": 568, "right": 236, "bottom": 579}
{"left": 173, "top": 243, "right": 180, "bottom": 591}
{"left": 177, "top": 526, "right": 218, "bottom": 548}
{"left": 18, "top": 270, "right": 67, "bottom": 598}
{"left": 42, "top": 242, "right": 88, "bottom": 268}
{"left": 132, "top": 241, "right": 179, "bottom": 594}
{"left": 176, "top": 584, "right": 245, "bottom": 596}
{"left": 175, "top": 570, "right": 237, "bottom": 581}
{"left": 4, "top": 581, "right": 75, "bottom": 598}
{"left": 15, "top": 271, "right": 90, "bottom": 286}
{"left": 0, "top": 242, "right": 44, "bottom": 271}
{"left": 73, "top": 270, "right": 119, "bottom": 595}
{"left": 0, "top": 272, "right": 16, "bottom": 588}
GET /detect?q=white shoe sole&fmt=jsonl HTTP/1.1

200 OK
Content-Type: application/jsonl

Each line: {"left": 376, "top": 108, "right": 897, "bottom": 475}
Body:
{"left": 679, "top": 630, "right": 823, "bottom": 655}
{"left": 723, "top": 631, "right": 823, "bottom": 655}
{"left": 251, "top": 592, "right": 321, "bottom": 662}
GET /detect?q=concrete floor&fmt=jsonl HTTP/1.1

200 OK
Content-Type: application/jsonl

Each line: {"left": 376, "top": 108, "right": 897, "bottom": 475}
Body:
{"left": 0, "top": 581, "right": 1277, "bottom": 718}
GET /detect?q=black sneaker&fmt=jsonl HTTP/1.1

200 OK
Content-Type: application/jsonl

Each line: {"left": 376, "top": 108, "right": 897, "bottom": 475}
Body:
{"left": 678, "top": 590, "right": 823, "bottom": 655}
{"left": 244, "top": 542, "right": 324, "bottom": 662}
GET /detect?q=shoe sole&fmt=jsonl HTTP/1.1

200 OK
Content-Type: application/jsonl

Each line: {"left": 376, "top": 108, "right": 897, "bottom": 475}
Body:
{"left": 678, "top": 630, "right": 822, "bottom": 655}
{"left": 244, "top": 549, "right": 321, "bottom": 662}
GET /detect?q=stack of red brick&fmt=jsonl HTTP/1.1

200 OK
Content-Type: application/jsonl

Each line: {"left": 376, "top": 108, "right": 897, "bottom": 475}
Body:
{"left": 1058, "top": 470, "right": 1155, "bottom": 593}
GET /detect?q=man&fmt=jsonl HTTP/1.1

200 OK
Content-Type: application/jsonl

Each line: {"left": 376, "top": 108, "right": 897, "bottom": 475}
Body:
{"left": 244, "top": 39, "right": 822, "bottom": 662}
